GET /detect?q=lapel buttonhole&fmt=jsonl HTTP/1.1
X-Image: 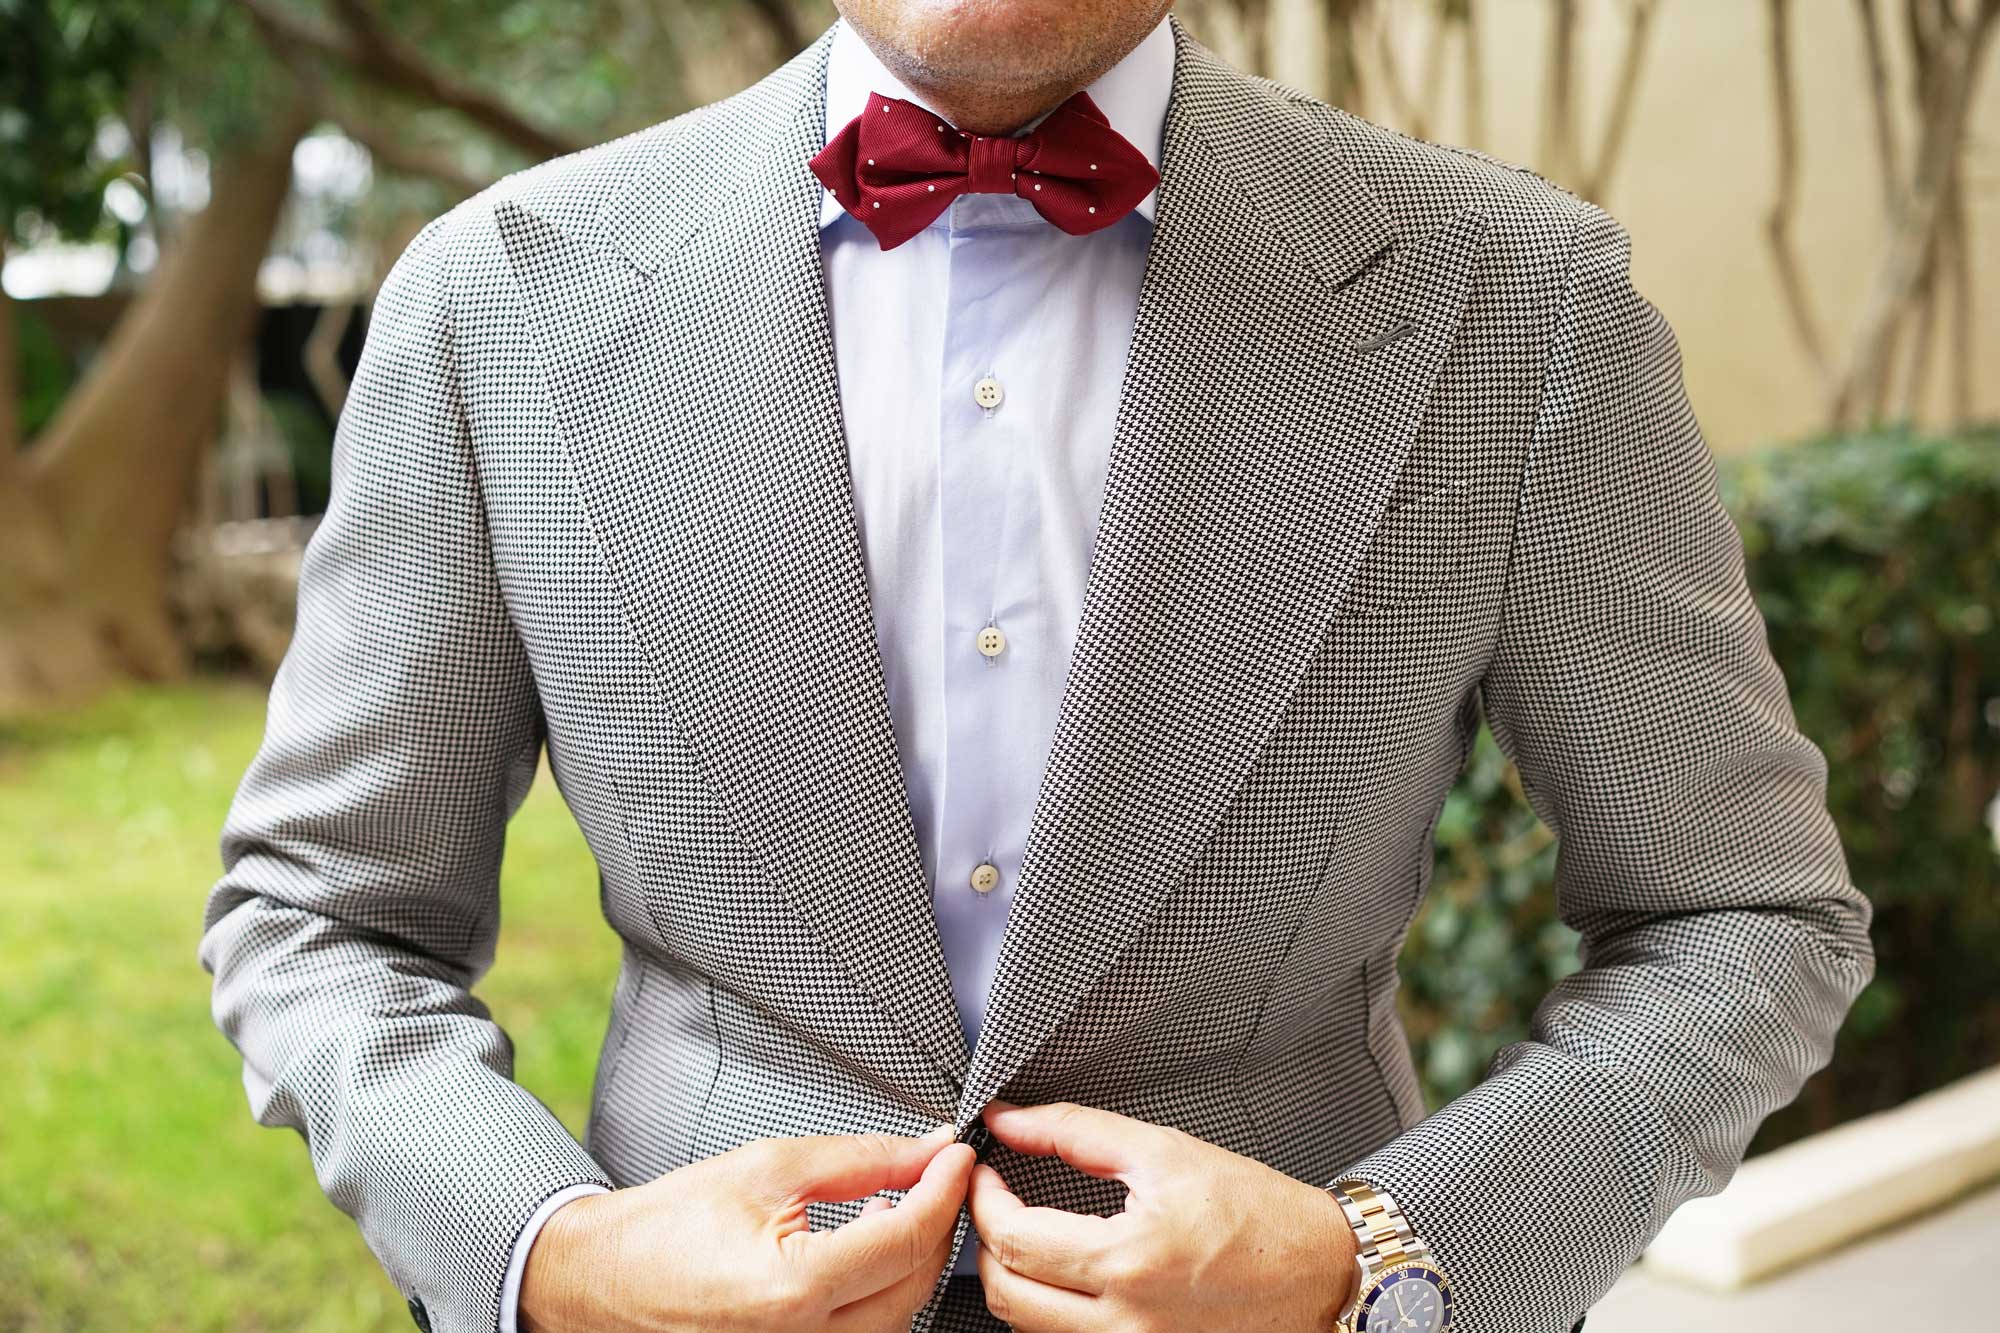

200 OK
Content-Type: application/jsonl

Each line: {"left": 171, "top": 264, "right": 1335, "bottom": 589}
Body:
{"left": 1352, "top": 318, "right": 1417, "bottom": 354}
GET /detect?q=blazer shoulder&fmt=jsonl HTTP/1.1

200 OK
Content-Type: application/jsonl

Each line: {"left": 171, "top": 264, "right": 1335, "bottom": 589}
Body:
{"left": 414, "top": 105, "right": 713, "bottom": 269}
{"left": 421, "top": 35, "right": 826, "bottom": 269}
{"left": 1259, "top": 77, "right": 1593, "bottom": 265}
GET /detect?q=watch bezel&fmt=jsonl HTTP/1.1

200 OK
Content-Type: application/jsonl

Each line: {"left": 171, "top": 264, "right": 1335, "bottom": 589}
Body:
{"left": 1352, "top": 1259, "right": 1454, "bottom": 1333}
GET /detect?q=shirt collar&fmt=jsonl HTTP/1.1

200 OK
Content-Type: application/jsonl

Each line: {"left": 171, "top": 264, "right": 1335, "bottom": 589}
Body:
{"left": 818, "top": 13, "right": 1175, "bottom": 231}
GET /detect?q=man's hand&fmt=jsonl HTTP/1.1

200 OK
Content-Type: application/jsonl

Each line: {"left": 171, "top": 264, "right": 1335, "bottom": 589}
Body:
{"left": 520, "top": 1123, "right": 975, "bottom": 1332}
{"left": 968, "top": 1101, "right": 1357, "bottom": 1332}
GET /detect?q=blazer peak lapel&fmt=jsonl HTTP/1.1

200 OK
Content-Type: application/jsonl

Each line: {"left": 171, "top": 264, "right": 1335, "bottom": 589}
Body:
{"left": 957, "top": 16, "right": 1494, "bottom": 1123}
{"left": 497, "top": 24, "right": 972, "bottom": 1112}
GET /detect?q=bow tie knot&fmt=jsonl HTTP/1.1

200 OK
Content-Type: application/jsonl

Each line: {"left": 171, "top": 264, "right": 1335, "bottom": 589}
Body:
{"left": 809, "top": 89, "right": 1160, "bottom": 250}
{"left": 964, "top": 132, "right": 1025, "bottom": 194}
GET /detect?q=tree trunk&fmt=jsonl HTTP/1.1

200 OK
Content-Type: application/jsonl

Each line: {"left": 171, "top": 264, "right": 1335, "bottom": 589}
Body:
{"left": 1, "top": 240, "right": 16, "bottom": 460}
{"left": 0, "top": 449, "right": 124, "bottom": 715}
{"left": 0, "top": 94, "right": 315, "bottom": 713}
{"left": 1827, "top": 3, "right": 1999, "bottom": 428}
{"left": 0, "top": 240, "right": 114, "bottom": 716}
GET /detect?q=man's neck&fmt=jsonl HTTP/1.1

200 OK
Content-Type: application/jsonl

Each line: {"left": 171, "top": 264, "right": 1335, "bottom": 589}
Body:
{"left": 883, "top": 76, "right": 1084, "bottom": 137}
{"left": 845, "top": 24, "right": 1155, "bottom": 137}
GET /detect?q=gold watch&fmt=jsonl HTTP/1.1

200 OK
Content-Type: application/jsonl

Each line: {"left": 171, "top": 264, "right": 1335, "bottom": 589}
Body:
{"left": 1327, "top": 1180, "right": 1454, "bottom": 1333}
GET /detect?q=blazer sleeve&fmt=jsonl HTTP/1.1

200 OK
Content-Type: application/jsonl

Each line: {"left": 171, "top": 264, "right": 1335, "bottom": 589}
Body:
{"left": 1330, "top": 200, "right": 1875, "bottom": 1333}
{"left": 199, "top": 216, "right": 612, "bottom": 1333}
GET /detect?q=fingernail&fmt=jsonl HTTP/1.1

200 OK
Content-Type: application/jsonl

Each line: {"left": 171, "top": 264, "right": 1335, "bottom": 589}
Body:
{"left": 923, "top": 1121, "right": 956, "bottom": 1142}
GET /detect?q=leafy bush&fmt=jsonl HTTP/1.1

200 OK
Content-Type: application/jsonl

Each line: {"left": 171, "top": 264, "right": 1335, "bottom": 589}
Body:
{"left": 10, "top": 301, "right": 75, "bottom": 441}
{"left": 1404, "top": 426, "right": 2000, "bottom": 1151}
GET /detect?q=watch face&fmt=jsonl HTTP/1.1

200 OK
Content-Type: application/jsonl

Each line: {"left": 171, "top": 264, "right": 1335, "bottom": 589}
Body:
{"left": 1358, "top": 1266, "right": 1452, "bottom": 1333}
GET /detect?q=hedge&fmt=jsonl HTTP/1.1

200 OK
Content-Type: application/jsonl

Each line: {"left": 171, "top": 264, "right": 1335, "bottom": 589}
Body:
{"left": 1403, "top": 426, "right": 2000, "bottom": 1152}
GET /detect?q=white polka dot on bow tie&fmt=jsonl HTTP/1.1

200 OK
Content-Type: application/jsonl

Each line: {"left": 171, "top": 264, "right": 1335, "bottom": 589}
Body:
{"left": 882, "top": 105, "right": 890, "bottom": 112}
{"left": 1088, "top": 205, "right": 1096, "bottom": 213}
{"left": 927, "top": 184, "right": 934, "bottom": 191}
{"left": 1090, "top": 163, "right": 1098, "bottom": 170}
{"left": 867, "top": 158, "right": 874, "bottom": 165}
{"left": 872, "top": 201, "right": 880, "bottom": 208}
{"left": 1034, "top": 183, "right": 1042, "bottom": 191}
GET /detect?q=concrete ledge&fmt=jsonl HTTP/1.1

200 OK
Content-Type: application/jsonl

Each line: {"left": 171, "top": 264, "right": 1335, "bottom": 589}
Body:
{"left": 1640, "top": 1063, "right": 2000, "bottom": 1290}
{"left": 1596, "top": 1182, "right": 2000, "bottom": 1331}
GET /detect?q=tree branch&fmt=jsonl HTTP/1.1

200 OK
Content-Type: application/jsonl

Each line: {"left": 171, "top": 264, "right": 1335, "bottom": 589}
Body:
{"left": 1942, "top": 163, "right": 1971, "bottom": 423}
{"left": 247, "top": 10, "right": 494, "bottom": 201}
{"left": 1832, "top": 0, "right": 2000, "bottom": 420}
{"left": 1579, "top": 0, "right": 1661, "bottom": 202}
{"left": 1410, "top": 5, "right": 1453, "bottom": 140}
{"left": 1828, "top": 0, "right": 2000, "bottom": 426}
{"left": 1373, "top": 5, "right": 1421, "bottom": 131}
{"left": 0, "top": 239, "right": 18, "bottom": 460}
{"left": 1763, "top": 0, "right": 1831, "bottom": 385}
{"left": 335, "top": 105, "right": 493, "bottom": 199}
{"left": 1853, "top": 0, "right": 1902, "bottom": 213}
{"left": 1321, "top": 0, "right": 1374, "bottom": 114}
{"left": 1895, "top": 203, "right": 1940, "bottom": 424}
{"left": 741, "top": 0, "right": 808, "bottom": 58}
{"left": 239, "top": 0, "right": 582, "bottom": 162}
{"left": 1539, "top": 0, "right": 1580, "bottom": 185}
{"left": 1461, "top": 0, "right": 1488, "bottom": 147}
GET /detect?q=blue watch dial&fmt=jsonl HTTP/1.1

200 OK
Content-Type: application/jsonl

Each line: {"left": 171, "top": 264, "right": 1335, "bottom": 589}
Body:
{"left": 1358, "top": 1265, "right": 1452, "bottom": 1333}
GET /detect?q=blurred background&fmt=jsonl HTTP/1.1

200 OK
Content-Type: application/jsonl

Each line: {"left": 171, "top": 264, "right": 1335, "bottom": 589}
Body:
{"left": 2, "top": 0, "right": 1996, "bottom": 1328}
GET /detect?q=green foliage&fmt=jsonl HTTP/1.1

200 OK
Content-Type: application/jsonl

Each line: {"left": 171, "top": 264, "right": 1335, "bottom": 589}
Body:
{"left": 1724, "top": 425, "right": 2000, "bottom": 1145}
{"left": 1406, "top": 727, "right": 1577, "bottom": 1095}
{"left": 262, "top": 387, "right": 335, "bottom": 512}
{"left": 0, "top": 683, "right": 618, "bottom": 1329}
{"left": 2, "top": 429, "right": 1990, "bottom": 1323}
{"left": 1401, "top": 425, "right": 2000, "bottom": 1151}
{"left": 0, "top": 0, "right": 713, "bottom": 261}
{"left": 10, "top": 298, "right": 75, "bottom": 438}
{"left": 0, "top": 0, "right": 281, "bottom": 247}
{"left": 0, "top": 0, "right": 146, "bottom": 242}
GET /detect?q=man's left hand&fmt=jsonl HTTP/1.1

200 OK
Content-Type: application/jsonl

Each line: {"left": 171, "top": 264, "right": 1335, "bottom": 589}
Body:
{"left": 969, "top": 1100, "right": 1357, "bottom": 1331}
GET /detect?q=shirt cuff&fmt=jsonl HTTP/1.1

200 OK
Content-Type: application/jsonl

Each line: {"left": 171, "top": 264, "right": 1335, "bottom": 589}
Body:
{"left": 499, "top": 1183, "right": 612, "bottom": 1333}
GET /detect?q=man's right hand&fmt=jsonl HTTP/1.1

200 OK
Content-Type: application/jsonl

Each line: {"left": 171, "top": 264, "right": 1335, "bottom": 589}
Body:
{"left": 518, "top": 1123, "right": 975, "bottom": 1332}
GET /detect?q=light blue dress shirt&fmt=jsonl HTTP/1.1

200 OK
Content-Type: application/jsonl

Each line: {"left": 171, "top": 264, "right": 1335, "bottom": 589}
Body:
{"left": 819, "top": 11, "right": 1173, "bottom": 1280}
{"left": 821, "top": 13, "right": 1171, "bottom": 1053}
{"left": 500, "top": 16, "right": 1175, "bottom": 1316}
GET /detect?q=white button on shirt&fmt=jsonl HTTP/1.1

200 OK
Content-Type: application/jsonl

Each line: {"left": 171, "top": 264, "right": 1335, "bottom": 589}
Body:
{"left": 500, "top": 15, "right": 1175, "bottom": 1317}
{"left": 823, "top": 10, "right": 1170, "bottom": 1054}
{"left": 820, "top": 11, "right": 1172, "bottom": 1281}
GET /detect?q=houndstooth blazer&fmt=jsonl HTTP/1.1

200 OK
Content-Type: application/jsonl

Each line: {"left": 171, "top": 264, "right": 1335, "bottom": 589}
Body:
{"left": 201, "top": 14, "right": 1874, "bottom": 1333}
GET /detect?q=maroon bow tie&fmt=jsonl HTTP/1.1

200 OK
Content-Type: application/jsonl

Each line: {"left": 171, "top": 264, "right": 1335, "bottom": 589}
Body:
{"left": 809, "top": 89, "right": 1160, "bottom": 250}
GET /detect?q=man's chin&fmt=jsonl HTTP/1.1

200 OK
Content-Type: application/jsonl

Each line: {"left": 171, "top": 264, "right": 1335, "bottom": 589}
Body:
{"left": 838, "top": 0, "right": 1153, "bottom": 94}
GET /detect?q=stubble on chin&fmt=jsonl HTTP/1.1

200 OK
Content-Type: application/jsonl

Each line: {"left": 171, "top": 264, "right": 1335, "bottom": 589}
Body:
{"left": 841, "top": 0, "right": 1161, "bottom": 114}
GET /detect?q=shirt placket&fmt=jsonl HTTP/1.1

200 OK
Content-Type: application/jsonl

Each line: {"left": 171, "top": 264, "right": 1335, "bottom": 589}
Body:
{"left": 933, "top": 212, "right": 1035, "bottom": 1050}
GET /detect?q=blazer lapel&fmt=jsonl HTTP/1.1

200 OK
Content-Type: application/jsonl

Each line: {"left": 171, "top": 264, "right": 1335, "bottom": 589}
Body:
{"left": 957, "top": 16, "right": 1494, "bottom": 1123}
{"left": 495, "top": 26, "right": 972, "bottom": 1105}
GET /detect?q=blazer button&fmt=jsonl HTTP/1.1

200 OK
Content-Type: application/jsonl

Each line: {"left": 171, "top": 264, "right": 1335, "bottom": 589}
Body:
{"left": 969, "top": 862, "right": 1001, "bottom": 894}
{"left": 975, "top": 625, "right": 1007, "bottom": 658}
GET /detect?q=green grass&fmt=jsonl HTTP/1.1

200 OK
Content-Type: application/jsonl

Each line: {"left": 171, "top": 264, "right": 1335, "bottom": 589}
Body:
{"left": 0, "top": 681, "right": 619, "bottom": 1331}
